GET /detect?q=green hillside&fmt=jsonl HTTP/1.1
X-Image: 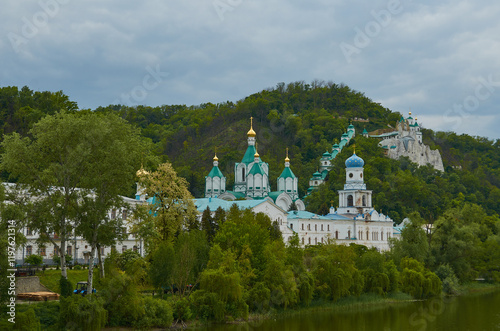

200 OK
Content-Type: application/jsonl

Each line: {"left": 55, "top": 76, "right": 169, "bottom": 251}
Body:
{"left": 1, "top": 82, "right": 499, "bottom": 224}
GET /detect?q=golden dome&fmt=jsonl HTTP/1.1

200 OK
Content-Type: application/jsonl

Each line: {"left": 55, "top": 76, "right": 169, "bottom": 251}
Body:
{"left": 247, "top": 117, "right": 256, "bottom": 137}
{"left": 213, "top": 153, "right": 219, "bottom": 162}
{"left": 409, "top": 111, "right": 412, "bottom": 116}
{"left": 285, "top": 148, "right": 290, "bottom": 162}
{"left": 136, "top": 166, "right": 149, "bottom": 177}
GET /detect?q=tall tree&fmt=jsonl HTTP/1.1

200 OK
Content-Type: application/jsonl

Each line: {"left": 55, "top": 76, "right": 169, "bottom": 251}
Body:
{"left": 1, "top": 111, "right": 151, "bottom": 281}
{"left": 134, "top": 162, "right": 197, "bottom": 247}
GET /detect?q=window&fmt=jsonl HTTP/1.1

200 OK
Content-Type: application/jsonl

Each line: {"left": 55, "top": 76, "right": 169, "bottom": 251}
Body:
{"left": 315, "top": 224, "right": 317, "bottom": 231}
{"left": 301, "top": 223, "right": 304, "bottom": 230}
{"left": 133, "top": 245, "right": 138, "bottom": 252}
{"left": 335, "top": 231, "right": 339, "bottom": 239}
{"left": 358, "top": 231, "right": 362, "bottom": 240}
{"left": 242, "top": 168, "right": 245, "bottom": 180}
{"left": 321, "top": 224, "right": 324, "bottom": 231}
{"left": 39, "top": 247, "right": 46, "bottom": 256}
{"left": 381, "top": 231, "right": 384, "bottom": 241}
{"left": 366, "top": 230, "right": 369, "bottom": 240}
{"left": 321, "top": 237, "right": 324, "bottom": 244}
{"left": 308, "top": 237, "right": 311, "bottom": 245}
{"left": 347, "top": 195, "right": 353, "bottom": 206}
{"left": 362, "top": 195, "right": 366, "bottom": 207}
{"left": 349, "top": 172, "right": 353, "bottom": 178}
{"left": 314, "top": 237, "right": 317, "bottom": 244}
{"left": 307, "top": 224, "right": 311, "bottom": 231}
{"left": 54, "top": 245, "right": 60, "bottom": 257}
{"left": 302, "top": 237, "right": 304, "bottom": 245}
{"left": 67, "top": 246, "right": 72, "bottom": 256}
{"left": 328, "top": 224, "right": 330, "bottom": 231}
{"left": 122, "top": 209, "right": 128, "bottom": 220}
{"left": 122, "top": 246, "right": 127, "bottom": 253}
{"left": 101, "top": 247, "right": 105, "bottom": 256}
{"left": 290, "top": 223, "right": 294, "bottom": 230}
{"left": 348, "top": 230, "right": 351, "bottom": 239}
{"left": 26, "top": 227, "right": 33, "bottom": 236}
{"left": 26, "top": 245, "right": 32, "bottom": 256}
{"left": 111, "top": 209, "right": 116, "bottom": 219}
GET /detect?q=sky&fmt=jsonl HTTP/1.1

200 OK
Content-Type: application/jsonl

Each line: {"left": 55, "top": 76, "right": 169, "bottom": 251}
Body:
{"left": 2, "top": 0, "right": 500, "bottom": 140}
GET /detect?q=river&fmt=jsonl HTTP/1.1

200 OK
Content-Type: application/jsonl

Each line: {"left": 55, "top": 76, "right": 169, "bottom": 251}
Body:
{"left": 196, "top": 289, "right": 500, "bottom": 331}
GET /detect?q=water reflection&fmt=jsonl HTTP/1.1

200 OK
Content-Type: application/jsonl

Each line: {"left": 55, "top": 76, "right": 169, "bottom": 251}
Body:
{"left": 197, "top": 290, "right": 500, "bottom": 331}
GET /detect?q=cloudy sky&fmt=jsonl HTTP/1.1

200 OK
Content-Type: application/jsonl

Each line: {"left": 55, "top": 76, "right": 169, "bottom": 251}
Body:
{"left": 2, "top": 0, "right": 500, "bottom": 140}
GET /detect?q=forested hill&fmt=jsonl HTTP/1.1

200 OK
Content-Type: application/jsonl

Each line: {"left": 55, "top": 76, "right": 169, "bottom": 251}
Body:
{"left": 1, "top": 83, "right": 499, "bottom": 223}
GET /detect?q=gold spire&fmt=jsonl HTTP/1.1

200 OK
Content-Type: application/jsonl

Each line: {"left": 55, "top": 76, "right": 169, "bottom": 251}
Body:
{"left": 254, "top": 142, "right": 259, "bottom": 158}
{"left": 409, "top": 108, "right": 412, "bottom": 116}
{"left": 213, "top": 147, "right": 218, "bottom": 161}
{"left": 247, "top": 116, "right": 256, "bottom": 137}
{"left": 353, "top": 144, "right": 356, "bottom": 154}
{"left": 285, "top": 147, "right": 290, "bottom": 162}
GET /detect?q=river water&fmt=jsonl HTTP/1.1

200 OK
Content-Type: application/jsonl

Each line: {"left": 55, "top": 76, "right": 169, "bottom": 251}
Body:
{"left": 197, "top": 290, "right": 500, "bottom": 331}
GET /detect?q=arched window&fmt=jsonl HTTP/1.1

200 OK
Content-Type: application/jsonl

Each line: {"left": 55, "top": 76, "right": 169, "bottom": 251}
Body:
{"left": 302, "top": 237, "right": 304, "bottom": 245}
{"left": 335, "top": 231, "right": 339, "bottom": 239}
{"left": 381, "top": 231, "right": 384, "bottom": 241}
{"left": 366, "top": 230, "right": 369, "bottom": 240}
{"left": 315, "top": 224, "right": 317, "bottom": 231}
{"left": 347, "top": 195, "right": 353, "bottom": 206}
{"left": 302, "top": 223, "right": 304, "bottom": 230}
{"left": 308, "top": 237, "right": 311, "bottom": 245}
{"left": 314, "top": 237, "right": 317, "bottom": 244}
{"left": 348, "top": 230, "right": 351, "bottom": 239}
{"left": 242, "top": 168, "right": 245, "bottom": 181}
{"left": 362, "top": 195, "right": 366, "bottom": 206}
{"left": 321, "top": 224, "right": 324, "bottom": 231}
{"left": 307, "top": 224, "right": 311, "bottom": 231}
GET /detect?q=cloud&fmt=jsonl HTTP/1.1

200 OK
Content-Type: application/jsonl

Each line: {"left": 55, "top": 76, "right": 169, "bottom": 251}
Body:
{"left": 1, "top": 0, "right": 499, "bottom": 139}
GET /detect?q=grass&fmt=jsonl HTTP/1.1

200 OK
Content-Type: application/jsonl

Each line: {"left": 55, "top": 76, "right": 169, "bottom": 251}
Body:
{"left": 37, "top": 269, "right": 89, "bottom": 293}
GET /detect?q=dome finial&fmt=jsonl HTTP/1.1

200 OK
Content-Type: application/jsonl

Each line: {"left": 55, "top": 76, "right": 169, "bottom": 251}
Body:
{"left": 254, "top": 142, "right": 260, "bottom": 158}
{"left": 353, "top": 144, "right": 356, "bottom": 154}
{"left": 213, "top": 147, "right": 218, "bottom": 162}
{"left": 247, "top": 116, "right": 256, "bottom": 137}
{"left": 285, "top": 147, "right": 290, "bottom": 162}
{"left": 409, "top": 108, "right": 412, "bottom": 116}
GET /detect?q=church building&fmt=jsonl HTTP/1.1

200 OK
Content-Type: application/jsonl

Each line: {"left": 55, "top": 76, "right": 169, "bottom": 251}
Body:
{"left": 205, "top": 118, "right": 306, "bottom": 211}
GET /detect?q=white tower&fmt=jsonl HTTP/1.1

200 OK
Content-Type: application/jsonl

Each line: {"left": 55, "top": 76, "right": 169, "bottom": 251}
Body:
{"left": 337, "top": 151, "right": 373, "bottom": 215}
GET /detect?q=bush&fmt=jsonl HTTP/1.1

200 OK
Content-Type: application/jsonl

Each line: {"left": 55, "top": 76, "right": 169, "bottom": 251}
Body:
{"left": 133, "top": 297, "right": 173, "bottom": 329}
{"left": 74, "top": 265, "right": 82, "bottom": 270}
{"left": 59, "top": 277, "right": 73, "bottom": 298}
{"left": 13, "top": 308, "right": 40, "bottom": 331}
{"left": 172, "top": 297, "right": 193, "bottom": 322}
{"left": 190, "top": 290, "right": 225, "bottom": 322}
{"left": 246, "top": 282, "right": 270, "bottom": 312}
{"left": 59, "top": 295, "right": 107, "bottom": 331}
{"left": 25, "top": 254, "right": 43, "bottom": 267}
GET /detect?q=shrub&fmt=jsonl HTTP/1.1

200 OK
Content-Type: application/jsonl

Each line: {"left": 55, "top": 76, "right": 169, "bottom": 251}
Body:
{"left": 14, "top": 308, "right": 40, "bottom": 331}
{"left": 246, "top": 282, "right": 270, "bottom": 312}
{"left": 133, "top": 297, "right": 173, "bottom": 329}
{"left": 74, "top": 265, "right": 82, "bottom": 270}
{"left": 25, "top": 254, "right": 43, "bottom": 267}
{"left": 172, "top": 297, "right": 193, "bottom": 322}
{"left": 59, "top": 295, "right": 107, "bottom": 331}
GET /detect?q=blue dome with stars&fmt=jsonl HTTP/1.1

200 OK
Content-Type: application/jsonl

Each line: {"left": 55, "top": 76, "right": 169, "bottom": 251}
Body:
{"left": 345, "top": 153, "right": 364, "bottom": 168}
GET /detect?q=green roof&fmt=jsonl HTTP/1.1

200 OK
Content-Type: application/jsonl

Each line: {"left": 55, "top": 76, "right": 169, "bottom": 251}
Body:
{"left": 362, "top": 128, "right": 368, "bottom": 134}
{"left": 268, "top": 191, "right": 282, "bottom": 202}
{"left": 348, "top": 124, "right": 355, "bottom": 129}
{"left": 241, "top": 145, "right": 259, "bottom": 164}
{"left": 399, "top": 115, "right": 405, "bottom": 122}
{"left": 332, "top": 143, "right": 339, "bottom": 149}
{"left": 207, "top": 165, "right": 224, "bottom": 178}
{"left": 322, "top": 151, "right": 331, "bottom": 158}
{"left": 249, "top": 162, "right": 265, "bottom": 175}
{"left": 279, "top": 166, "right": 296, "bottom": 179}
